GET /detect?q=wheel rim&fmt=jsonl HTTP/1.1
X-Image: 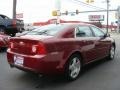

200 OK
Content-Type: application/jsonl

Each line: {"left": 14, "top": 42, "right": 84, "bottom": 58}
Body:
{"left": 69, "top": 57, "right": 81, "bottom": 79}
{"left": 110, "top": 46, "right": 115, "bottom": 59}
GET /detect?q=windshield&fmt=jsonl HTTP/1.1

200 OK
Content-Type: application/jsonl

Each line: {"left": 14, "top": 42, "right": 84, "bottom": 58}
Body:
{"left": 26, "top": 24, "right": 66, "bottom": 36}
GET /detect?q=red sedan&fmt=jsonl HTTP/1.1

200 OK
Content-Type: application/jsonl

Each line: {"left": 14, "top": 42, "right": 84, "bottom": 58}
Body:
{"left": 0, "top": 33, "right": 10, "bottom": 50}
{"left": 7, "top": 23, "right": 116, "bottom": 80}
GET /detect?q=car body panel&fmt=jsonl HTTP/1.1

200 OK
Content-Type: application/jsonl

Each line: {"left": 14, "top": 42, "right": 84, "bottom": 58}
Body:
{"left": 7, "top": 23, "right": 115, "bottom": 75}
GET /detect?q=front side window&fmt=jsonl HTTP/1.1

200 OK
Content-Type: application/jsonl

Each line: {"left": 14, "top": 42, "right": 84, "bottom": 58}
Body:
{"left": 76, "top": 26, "right": 93, "bottom": 37}
{"left": 91, "top": 26, "right": 105, "bottom": 37}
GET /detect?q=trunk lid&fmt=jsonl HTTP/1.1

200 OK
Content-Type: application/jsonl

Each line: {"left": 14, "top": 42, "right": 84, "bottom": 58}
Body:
{"left": 10, "top": 35, "right": 52, "bottom": 55}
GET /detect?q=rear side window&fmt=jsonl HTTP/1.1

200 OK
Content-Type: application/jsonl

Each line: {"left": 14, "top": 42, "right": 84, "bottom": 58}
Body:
{"left": 26, "top": 24, "right": 67, "bottom": 36}
{"left": 76, "top": 26, "right": 93, "bottom": 37}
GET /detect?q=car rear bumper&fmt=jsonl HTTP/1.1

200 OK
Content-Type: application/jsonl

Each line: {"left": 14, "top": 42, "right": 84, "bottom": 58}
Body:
{"left": 7, "top": 49, "right": 64, "bottom": 75}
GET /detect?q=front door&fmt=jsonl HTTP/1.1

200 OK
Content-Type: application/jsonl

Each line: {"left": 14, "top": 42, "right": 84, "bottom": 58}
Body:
{"left": 75, "top": 25, "right": 98, "bottom": 63}
{"left": 90, "top": 26, "right": 111, "bottom": 59}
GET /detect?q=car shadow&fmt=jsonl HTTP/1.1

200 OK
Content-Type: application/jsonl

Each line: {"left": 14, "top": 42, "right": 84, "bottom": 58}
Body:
{"left": 15, "top": 72, "right": 70, "bottom": 89}
{"left": 15, "top": 58, "right": 112, "bottom": 89}
{"left": 81, "top": 58, "right": 112, "bottom": 75}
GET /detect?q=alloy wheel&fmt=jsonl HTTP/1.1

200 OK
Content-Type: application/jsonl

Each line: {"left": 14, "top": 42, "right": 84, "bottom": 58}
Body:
{"left": 110, "top": 45, "right": 115, "bottom": 59}
{"left": 69, "top": 57, "right": 81, "bottom": 79}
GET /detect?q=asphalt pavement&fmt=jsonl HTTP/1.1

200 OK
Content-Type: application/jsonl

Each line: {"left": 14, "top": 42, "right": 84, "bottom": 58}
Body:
{"left": 0, "top": 33, "right": 120, "bottom": 90}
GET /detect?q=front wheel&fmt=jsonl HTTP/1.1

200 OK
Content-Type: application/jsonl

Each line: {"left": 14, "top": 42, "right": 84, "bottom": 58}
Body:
{"left": 107, "top": 45, "right": 115, "bottom": 60}
{"left": 65, "top": 54, "right": 82, "bottom": 81}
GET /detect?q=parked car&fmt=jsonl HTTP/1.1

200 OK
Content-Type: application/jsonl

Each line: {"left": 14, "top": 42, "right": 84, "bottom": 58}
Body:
{"left": 7, "top": 23, "right": 116, "bottom": 80}
{"left": 0, "top": 14, "right": 24, "bottom": 36}
{"left": 0, "top": 33, "right": 10, "bottom": 50}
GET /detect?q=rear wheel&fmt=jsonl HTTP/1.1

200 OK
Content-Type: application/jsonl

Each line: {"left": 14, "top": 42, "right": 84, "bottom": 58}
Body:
{"left": 65, "top": 54, "right": 82, "bottom": 81}
{"left": 107, "top": 45, "right": 115, "bottom": 60}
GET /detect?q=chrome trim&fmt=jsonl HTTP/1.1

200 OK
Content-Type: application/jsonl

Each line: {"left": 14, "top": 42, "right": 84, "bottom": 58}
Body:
{"left": 74, "top": 27, "right": 77, "bottom": 38}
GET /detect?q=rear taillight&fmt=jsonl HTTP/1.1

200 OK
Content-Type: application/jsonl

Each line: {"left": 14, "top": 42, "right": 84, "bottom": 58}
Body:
{"left": 36, "top": 43, "right": 47, "bottom": 55}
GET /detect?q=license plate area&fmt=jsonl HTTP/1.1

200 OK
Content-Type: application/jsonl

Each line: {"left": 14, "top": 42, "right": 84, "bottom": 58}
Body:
{"left": 14, "top": 55, "right": 24, "bottom": 66}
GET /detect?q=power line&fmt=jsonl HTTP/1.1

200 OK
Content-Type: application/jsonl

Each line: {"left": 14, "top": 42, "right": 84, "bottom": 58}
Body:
{"left": 13, "top": 0, "right": 17, "bottom": 19}
{"left": 73, "top": 0, "right": 106, "bottom": 10}
{"left": 69, "top": 0, "right": 106, "bottom": 10}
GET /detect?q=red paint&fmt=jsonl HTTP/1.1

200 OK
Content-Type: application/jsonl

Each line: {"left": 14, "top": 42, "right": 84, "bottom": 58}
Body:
{"left": 7, "top": 23, "right": 115, "bottom": 75}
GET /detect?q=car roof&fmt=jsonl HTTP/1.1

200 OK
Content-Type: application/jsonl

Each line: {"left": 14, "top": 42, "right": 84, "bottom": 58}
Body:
{"left": 47, "top": 23, "right": 92, "bottom": 27}
{"left": 60, "top": 22, "right": 90, "bottom": 25}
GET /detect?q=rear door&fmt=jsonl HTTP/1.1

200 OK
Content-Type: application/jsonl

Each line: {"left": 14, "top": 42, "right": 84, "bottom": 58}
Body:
{"left": 75, "top": 25, "right": 98, "bottom": 63}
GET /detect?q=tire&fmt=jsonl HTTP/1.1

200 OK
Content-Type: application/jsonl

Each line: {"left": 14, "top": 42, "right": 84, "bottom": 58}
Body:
{"left": 107, "top": 45, "right": 115, "bottom": 60}
{"left": 65, "top": 54, "right": 82, "bottom": 81}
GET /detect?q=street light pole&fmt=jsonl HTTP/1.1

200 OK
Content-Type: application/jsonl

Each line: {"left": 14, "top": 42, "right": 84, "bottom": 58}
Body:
{"left": 13, "top": 0, "right": 17, "bottom": 19}
{"left": 106, "top": 0, "right": 109, "bottom": 33}
{"left": 55, "top": 0, "right": 61, "bottom": 24}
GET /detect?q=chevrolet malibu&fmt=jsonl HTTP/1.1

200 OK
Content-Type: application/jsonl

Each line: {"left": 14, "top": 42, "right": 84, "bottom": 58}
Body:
{"left": 7, "top": 23, "right": 116, "bottom": 80}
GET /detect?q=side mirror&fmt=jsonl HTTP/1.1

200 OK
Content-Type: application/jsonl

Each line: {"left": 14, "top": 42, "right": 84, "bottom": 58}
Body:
{"left": 105, "top": 33, "right": 110, "bottom": 37}
{"left": 100, "top": 33, "right": 110, "bottom": 39}
{"left": 107, "top": 33, "right": 110, "bottom": 37}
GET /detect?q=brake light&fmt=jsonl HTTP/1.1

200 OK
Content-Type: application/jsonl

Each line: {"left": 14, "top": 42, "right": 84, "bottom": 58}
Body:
{"left": 36, "top": 43, "right": 47, "bottom": 54}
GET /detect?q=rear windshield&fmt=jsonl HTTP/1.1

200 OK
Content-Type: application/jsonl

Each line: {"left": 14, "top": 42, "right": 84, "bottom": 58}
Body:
{"left": 26, "top": 24, "right": 67, "bottom": 36}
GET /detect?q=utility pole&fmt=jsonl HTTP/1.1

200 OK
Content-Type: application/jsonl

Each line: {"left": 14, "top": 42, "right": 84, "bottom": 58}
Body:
{"left": 117, "top": 6, "right": 120, "bottom": 33}
{"left": 106, "top": 0, "right": 109, "bottom": 33}
{"left": 13, "top": 0, "right": 17, "bottom": 19}
{"left": 55, "top": 0, "right": 61, "bottom": 24}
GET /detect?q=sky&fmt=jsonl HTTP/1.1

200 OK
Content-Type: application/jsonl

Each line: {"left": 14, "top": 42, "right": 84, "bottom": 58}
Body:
{"left": 0, "top": 0, "right": 120, "bottom": 24}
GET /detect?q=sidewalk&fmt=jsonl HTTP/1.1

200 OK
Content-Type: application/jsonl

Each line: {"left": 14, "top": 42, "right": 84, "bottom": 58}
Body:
{"left": 109, "top": 32, "right": 120, "bottom": 38}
